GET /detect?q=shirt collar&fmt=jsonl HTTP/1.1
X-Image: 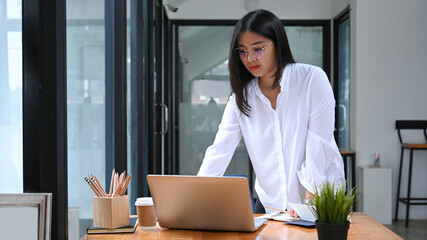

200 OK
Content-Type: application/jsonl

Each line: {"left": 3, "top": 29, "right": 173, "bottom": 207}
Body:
{"left": 247, "top": 77, "right": 259, "bottom": 97}
{"left": 248, "top": 66, "right": 289, "bottom": 97}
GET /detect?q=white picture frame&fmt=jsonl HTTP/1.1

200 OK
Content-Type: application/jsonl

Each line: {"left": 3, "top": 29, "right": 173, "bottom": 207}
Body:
{"left": 0, "top": 193, "right": 52, "bottom": 240}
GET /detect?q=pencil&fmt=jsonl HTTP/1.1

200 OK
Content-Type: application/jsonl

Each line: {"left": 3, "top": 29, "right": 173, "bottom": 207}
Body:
{"left": 120, "top": 175, "right": 132, "bottom": 196}
{"left": 124, "top": 175, "right": 132, "bottom": 195}
{"left": 113, "top": 182, "right": 121, "bottom": 197}
{"left": 118, "top": 171, "right": 125, "bottom": 186}
{"left": 265, "top": 206, "right": 288, "bottom": 213}
{"left": 114, "top": 173, "right": 119, "bottom": 192}
{"left": 92, "top": 174, "right": 108, "bottom": 197}
{"left": 112, "top": 173, "right": 121, "bottom": 197}
{"left": 90, "top": 175, "right": 105, "bottom": 197}
{"left": 90, "top": 175, "right": 107, "bottom": 197}
{"left": 85, "top": 170, "right": 132, "bottom": 198}
{"left": 109, "top": 168, "right": 115, "bottom": 197}
{"left": 85, "top": 177, "right": 101, "bottom": 197}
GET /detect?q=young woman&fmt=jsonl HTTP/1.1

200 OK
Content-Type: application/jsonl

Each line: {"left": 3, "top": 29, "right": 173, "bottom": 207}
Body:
{"left": 197, "top": 9, "right": 345, "bottom": 216}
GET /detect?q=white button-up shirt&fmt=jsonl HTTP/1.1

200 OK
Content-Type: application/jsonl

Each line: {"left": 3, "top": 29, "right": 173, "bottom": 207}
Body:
{"left": 198, "top": 63, "right": 345, "bottom": 212}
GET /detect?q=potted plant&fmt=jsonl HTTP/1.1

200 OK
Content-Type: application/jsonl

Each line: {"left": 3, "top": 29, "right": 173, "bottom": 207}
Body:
{"left": 307, "top": 181, "right": 358, "bottom": 240}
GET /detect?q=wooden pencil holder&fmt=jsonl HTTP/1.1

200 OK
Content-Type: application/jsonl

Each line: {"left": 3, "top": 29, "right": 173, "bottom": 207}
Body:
{"left": 93, "top": 195, "right": 129, "bottom": 228}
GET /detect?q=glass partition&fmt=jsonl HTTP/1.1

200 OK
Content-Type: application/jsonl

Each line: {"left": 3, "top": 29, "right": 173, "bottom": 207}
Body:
{"left": 336, "top": 18, "right": 350, "bottom": 149}
{"left": 286, "top": 26, "right": 323, "bottom": 68}
{"left": 177, "top": 26, "right": 251, "bottom": 177}
{"left": 66, "top": 1, "right": 106, "bottom": 239}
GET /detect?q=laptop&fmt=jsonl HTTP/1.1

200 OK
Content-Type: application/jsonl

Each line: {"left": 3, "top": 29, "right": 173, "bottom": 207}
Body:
{"left": 147, "top": 175, "right": 266, "bottom": 232}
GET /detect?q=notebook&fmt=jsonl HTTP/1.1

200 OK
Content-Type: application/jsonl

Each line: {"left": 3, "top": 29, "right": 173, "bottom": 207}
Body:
{"left": 147, "top": 175, "right": 266, "bottom": 232}
{"left": 284, "top": 220, "right": 315, "bottom": 228}
{"left": 86, "top": 217, "right": 138, "bottom": 234}
{"left": 256, "top": 211, "right": 299, "bottom": 221}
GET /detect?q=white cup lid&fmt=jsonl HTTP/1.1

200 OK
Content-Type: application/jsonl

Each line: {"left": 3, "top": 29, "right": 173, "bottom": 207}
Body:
{"left": 135, "top": 197, "right": 154, "bottom": 206}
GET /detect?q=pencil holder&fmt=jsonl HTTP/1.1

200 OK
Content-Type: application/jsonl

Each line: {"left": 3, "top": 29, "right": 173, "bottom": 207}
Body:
{"left": 93, "top": 195, "right": 129, "bottom": 228}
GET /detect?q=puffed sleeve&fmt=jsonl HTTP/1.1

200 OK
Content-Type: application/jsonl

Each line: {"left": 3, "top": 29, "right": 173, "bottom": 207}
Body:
{"left": 297, "top": 68, "right": 345, "bottom": 194}
{"left": 197, "top": 94, "right": 243, "bottom": 176}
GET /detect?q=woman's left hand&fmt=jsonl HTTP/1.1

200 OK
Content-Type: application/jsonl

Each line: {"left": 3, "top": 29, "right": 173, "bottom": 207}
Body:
{"left": 305, "top": 190, "right": 315, "bottom": 199}
{"left": 288, "top": 190, "right": 315, "bottom": 218}
{"left": 288, "top": 208, "right": 299, "bottom": 218}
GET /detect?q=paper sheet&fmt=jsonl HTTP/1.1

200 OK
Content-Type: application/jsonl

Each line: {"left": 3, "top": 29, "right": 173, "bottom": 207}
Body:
{"left": 288, "top": 203, "right": 317, "bottom": 222}
{"left": 256, "top": 212, "right": 300, "bottom": 222}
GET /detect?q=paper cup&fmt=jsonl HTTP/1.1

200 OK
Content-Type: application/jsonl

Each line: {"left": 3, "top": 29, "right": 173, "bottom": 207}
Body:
{"left": 135, "top": 197, "right": 156, "bottom": 230}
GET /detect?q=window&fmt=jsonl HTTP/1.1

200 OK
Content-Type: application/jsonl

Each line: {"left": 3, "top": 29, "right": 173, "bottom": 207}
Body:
{"left": 0, "top": 0, "right": 23, "bottom": 193}
{"left": 66, "top": 1, "right": 106, "bottom": 239}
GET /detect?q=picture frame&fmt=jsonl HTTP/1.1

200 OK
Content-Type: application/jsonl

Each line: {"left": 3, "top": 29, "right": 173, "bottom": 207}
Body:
{"left": 0, "top": 193, "right": 52, "bottom": 240}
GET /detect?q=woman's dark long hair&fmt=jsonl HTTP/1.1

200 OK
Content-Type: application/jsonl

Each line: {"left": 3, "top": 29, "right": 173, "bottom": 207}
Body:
{"left": 229, "top": 9, "right": 295, "bottom": 116}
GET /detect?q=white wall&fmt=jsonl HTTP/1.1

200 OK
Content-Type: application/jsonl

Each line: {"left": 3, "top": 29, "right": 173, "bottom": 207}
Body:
{"left": 349, "top": 0, "right": 427, "bottom": 219}
{"left": 332, "top": 0, "right": 350, "bottom": 17}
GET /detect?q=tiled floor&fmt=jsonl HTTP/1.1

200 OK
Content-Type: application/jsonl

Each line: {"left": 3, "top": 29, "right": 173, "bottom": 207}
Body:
{"left": 385, "top": 220, "right": 427, "bottom": 240}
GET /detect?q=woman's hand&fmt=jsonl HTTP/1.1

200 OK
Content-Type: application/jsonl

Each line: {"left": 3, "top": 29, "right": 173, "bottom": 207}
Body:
{"left": 288, "top": 208, "right": 299, "bottom": 218}
{"left": 288, "top": 190, "right": 315, "bottom": 218}
{"left": 305, "top": 190, "right": 315, "bottom": 199}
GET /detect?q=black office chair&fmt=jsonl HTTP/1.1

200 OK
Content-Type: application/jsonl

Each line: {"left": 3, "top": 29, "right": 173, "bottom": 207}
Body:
{"left": 395, "top": 120, "right": 427, "bottom": 227}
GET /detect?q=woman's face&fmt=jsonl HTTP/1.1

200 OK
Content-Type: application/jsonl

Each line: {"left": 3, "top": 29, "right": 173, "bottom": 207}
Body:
{"left": 236, "top": 31, "right": 277, "bottom": 81}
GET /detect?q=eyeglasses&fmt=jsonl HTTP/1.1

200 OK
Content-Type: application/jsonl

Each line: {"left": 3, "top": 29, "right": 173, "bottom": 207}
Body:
{"left": 234, "top": 41, "right": 273, "bottom": 61}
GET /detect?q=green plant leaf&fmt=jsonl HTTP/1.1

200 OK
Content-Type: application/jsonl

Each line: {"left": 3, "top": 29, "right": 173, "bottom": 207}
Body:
{"left": 309, "top": 179, "right": 358, "bottom": 224}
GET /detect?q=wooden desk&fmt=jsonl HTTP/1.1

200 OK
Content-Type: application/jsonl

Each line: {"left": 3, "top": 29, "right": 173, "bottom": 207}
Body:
{"left": 81, "top": 212, "right": 402, "bottom": 240}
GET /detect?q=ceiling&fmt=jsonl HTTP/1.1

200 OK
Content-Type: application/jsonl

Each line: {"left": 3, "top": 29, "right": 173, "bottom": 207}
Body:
{"left": 162, "top": 0, "right": 334, "bottom": 20}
